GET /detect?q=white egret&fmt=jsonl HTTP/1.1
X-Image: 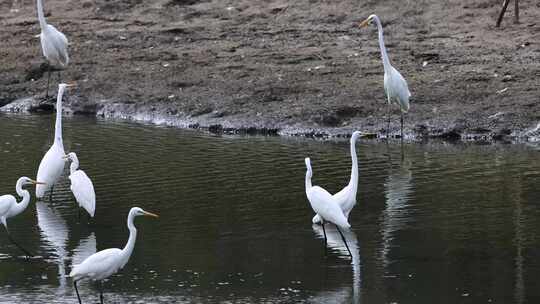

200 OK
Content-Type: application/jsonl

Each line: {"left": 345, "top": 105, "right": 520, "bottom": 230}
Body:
{"left": 36, "top": 83, "right": 74, "bottom": 200}
{"left": 37, "top": 0, "right": 69, "bottom": 98}
{"left": 64, "top": 152, "right": 96, "bottom": 218}
{"left": 359, "top": 14, "right": 411, "bottom": 139}
{"left": 0, "top": 177, "right": 45, "bottom": 256}
{"left": 69, "top": 207, "right": 158, "bottom": 304}
{"left": 312, "top": 131, "right": 364, "bottom": 224}
{"left": 305, "top": 157, "right": 352, "bottom": 257}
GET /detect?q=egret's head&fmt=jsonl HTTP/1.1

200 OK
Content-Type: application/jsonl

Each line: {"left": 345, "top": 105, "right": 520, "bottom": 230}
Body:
{"left": 131, "top": 207, "right": 159, "bottom": 218}
{"left": 58, "top": 82, "right": 77, "bottom": 92}
{"left": 359, "top": 14, "right": 377, "bottom": 28}
{"left": 63, "top": 152, "right": 78, "bottom": 163}
{"left": 18, "top": 177, "right": 46, "bottom": 187}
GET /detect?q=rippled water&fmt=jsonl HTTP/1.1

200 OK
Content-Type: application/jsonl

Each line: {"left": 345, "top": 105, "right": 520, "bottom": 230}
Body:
{"left": 0, "top": 113, "right": 539, "bottom": 303}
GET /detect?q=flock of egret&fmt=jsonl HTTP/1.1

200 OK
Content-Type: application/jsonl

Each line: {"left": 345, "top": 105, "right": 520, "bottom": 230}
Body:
{"left": 2, "top": 0, "right": 414, "bottom": 302}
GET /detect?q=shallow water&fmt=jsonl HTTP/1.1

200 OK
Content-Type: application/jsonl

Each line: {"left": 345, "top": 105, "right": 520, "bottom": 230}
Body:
{"left": 0, "top": 113, "right": 539, "bottom": 303}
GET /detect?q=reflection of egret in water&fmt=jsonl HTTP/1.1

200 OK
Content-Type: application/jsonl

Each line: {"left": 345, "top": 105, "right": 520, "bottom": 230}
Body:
{"left": 36, "top": 201, "right": 69, "bottom": 290}
{"left": 36, "top": 202, "right": 97, "bottom": 293}
{"left": 312, "top": 225, "right": 361, "bottom": 304}
{"left": 380, "top": 159, "right": 413, "bottom": 268}
{"left": 72, "top": 232, "right": 96, "bottom": 266}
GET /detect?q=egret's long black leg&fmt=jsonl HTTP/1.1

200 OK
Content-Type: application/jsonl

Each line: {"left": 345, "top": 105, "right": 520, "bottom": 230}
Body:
{"left": 99, "top": 280, "right": 104, "bottom": 304}
{"left": 49, "top": 185, "right": 55, "bottom": 202}
{"left": 74, "top": 281, "right": 82, "bottom": 304}
{"left": 5, "top": 226, "right": 33, "bottom": 258}
{"left": 386, "top": 103, "right": 391, "bottom": 138}
{"left": 321, "top": 220, "right": 327, "bottom": 255}
{"left": 335, "top": 225, "right": 352, "bottom": 258}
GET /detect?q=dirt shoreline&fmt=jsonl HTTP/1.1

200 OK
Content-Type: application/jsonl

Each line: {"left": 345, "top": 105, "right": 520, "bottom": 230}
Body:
{"left": 1, "top": 0, "right": 539, "bottom": 141}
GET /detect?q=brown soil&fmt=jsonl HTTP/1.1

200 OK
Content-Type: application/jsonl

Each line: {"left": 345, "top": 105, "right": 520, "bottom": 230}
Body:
{"left": 1, "top": 0, "right": 539, "bottom": 140}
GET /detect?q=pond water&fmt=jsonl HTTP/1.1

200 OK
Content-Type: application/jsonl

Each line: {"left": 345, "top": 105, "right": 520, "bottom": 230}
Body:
{"left": 0, "top": 113, "right": 539, "bottom": 303}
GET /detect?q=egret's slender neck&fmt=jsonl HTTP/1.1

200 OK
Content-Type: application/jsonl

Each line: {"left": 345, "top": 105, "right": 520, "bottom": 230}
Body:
{"left": 373, "top": 16, "right": 391, "bottom": 71}
{"left": 305, "top": 164, "right": 313, "bottom": 190}
{"left": 11, "top": 180, "right": 31, "bottom": 217}
{"left": 121, "top": 211, "right": 137, "bottom": 262}
{"left": 69, "top": 158, "right": 79, "bottom": 175}
{"left": 37, "top": 0, "right": 47, "bottom": 30}
{"left": 349, "top": 136, "right": 359, "bottom": 187}
{"left": 54, "top": 87, "right": 65, "bottom": 147}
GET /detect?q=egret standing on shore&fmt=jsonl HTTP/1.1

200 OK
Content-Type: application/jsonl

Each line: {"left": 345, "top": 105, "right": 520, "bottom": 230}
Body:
{"left": 64, "top": 152, "right": 96, "bottom": 218}
{"left": 312, "top": 131, "right": 365, "bottom": 225}
{"left": 36, "top": 0, "right": 69, "bottom": 98}
{"left": 0, "top": 177, "right": 45, "bottom": 256}
{"left": 36, "top": 83, "right": 74, "bottom": 200}
{"left": 359, "top": 14, "right": 411, "bottom": 139}
{"left": 305, "top": 158, "right": 352, "bottom": 257}
{"left": 69, "top": 207, "right": 158, "bottom": 304}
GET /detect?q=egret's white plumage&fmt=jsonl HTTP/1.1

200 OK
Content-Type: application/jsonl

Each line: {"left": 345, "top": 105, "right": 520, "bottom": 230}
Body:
{"left": 312, "top": 131, "right": 363, "bottom": 224}
{"left": 37, "top": 0, "right": 69, "bottom": 68}
{"left": 0, "top": 177, "right": 44, "bottom": 228}
{"left": 360, "top": 14, "right": 411, "bottom": 136}
{"left": 0, "top": 177, "right": 44, "bottom": 256}
{"left": 65, "top": 152, "right": 96, "bottom": 217}
{"left": 36, "top": 83, "right": 69, "bottom": 198}
{"left": 69, "top": 207, "right": 158, "bottom": 303}
{"left": 305, "top": 158, "right": 350, "bottom": 229}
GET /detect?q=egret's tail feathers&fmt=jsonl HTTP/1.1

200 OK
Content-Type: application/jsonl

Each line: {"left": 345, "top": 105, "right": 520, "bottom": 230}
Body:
{"left": 400, "top": 100, "right": 410, "bottom": 113}
{"left": 331, "top": 213, "right": 351, "bottom": 229}
{"left": 68, "top": 268, "right": 77, "bottom": 277}
{"left": 82, "top": 203, "right": 95, "bottom": 218}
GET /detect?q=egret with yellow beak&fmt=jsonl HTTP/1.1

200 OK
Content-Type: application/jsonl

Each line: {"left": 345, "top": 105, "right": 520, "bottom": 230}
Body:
{"left": 69, "top": 207, "right": 158, "bottom": 304}
{"left": 359, "top": 14, "right": 411, "bottom": 139}
{"left": 0, "top": 177, "right": 45, "bottom": 256}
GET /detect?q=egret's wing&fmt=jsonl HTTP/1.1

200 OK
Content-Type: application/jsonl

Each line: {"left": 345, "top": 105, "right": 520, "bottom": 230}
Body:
{"left": 69, "top": 170, "right": 96, "bottom": 217}
{"left": 70, "top": 248, "right": 121, "bottom": 278}
{"left": 307, "top": 186, "right": 350, "bottom": 228}
{"left": 333, "top": 185, "right": 351, "bottom": 208}
{"left": 0, "top": 195, "right": 16, "bottom": 217}
{"left": 389, "top": 67, "right": 411, "bottom": 111}
{"left": 44, "top": 24, "right": 69, "bottom": 66}
{"left": 36, "top": 144, "right": 65, "bottom": 198}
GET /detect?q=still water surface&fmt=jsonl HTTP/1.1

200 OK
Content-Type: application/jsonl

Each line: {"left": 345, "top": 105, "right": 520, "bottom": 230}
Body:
{"left": 0, "top": 114, "right": 539, "bottom": 303}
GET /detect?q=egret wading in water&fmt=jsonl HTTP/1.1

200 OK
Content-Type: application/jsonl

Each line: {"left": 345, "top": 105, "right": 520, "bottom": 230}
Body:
{"left": 305, "top": 158, "right": 352, "bottom": 257}
{"left": 64, "top": 152, "right": 96, "bottom": 219}
{"left": 312, "top": 131, "right": 366, "bottom": 225}
{"left": 36, "top": 0, "right": 69, "bottom": 98}
{"left": 0, "top": 177, "right": 45, "bottom": 256}
{"left": 69, "top": 207, "right": 158, "bottom": 304}
{"left": 359, "top": 14, "right": 411, "bottom": 139}
{"left": 36, "top": 83, "right": 75, "bottom": 200}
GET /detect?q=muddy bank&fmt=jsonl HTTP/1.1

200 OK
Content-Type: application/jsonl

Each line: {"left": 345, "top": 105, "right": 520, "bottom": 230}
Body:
{"left": 1, "top": 0, "right": 539, "bottom": 141}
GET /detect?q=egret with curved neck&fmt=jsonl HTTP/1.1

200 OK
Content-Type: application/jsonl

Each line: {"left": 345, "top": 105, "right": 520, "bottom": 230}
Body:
{"left": 36, "top": 83, "right": 75, "bottom": 199}
{"left": 360, "top": 14, "right": 411, "bottom": 139}
{"left": 36, "top": 0, "right": 69, "bottom": 98}
{"left": 0, "top": 177, "right": 45, "bottom": 256}
{"left": 69, "top": 207, "right": 158, "bottom": 304}
{"left": 312, "top": 131, "right": 365, "bottom": 224}
{"left": 64, "top": 152, "right": 96, "bottom": 218}
{"left": 305, "top": 158, "right": 352, "bottom": 257}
